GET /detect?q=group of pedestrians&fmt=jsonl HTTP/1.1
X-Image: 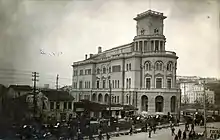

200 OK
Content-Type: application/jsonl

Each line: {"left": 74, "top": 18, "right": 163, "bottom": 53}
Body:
{"left": 172, "top": 123, "right": 196, "bottom": 140}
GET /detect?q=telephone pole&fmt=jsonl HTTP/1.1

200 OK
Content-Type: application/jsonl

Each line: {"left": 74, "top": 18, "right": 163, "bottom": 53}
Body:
{"left": 32, "top": 72, "right": 39, "bottom": 119}
{"left": 203, "top": 80, "right": 207, "bottom": 140}
{"left": 56, "top": 74, "right": 59, "bottom": 121}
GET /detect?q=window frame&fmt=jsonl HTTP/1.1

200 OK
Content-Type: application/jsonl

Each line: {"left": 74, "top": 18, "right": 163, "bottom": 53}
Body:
{"left": 145, "top": 77, "right": 151, "bottom": 89}
{"left": 155, "top": 77, "right": 163, "bottom": 89}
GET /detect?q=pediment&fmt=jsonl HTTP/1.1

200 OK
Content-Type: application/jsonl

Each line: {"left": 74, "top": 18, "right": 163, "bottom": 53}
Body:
{"left": 155, "top": 73, "right": 164, "bottom": 77}
{"left": 144, "top": 73, "right": 152, "bottom": 77}
{"left": 166, "top": 74, "right": 173, "bottom": 77}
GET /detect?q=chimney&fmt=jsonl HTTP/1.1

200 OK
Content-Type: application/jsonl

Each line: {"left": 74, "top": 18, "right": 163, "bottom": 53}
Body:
{"left": 90, "top": 54, "right": 93, "bottom": 58}
{"left": 98, "top": 46, "right": 102, "bottom": 53}
{"left": 85, "top": 54, "right": 87, "bottom": 60}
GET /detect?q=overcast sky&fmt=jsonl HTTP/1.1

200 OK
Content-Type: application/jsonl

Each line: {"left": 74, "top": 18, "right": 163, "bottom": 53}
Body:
{"left": 0, "top": 0, "right": 219, "bottom": 87}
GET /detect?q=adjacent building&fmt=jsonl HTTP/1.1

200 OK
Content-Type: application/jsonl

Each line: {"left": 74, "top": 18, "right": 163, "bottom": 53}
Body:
{"left": 179, "top": 81, "right": 215, "bottom": 104}
{"left": 71, "top": 10, "right": 180, "bottom": 117}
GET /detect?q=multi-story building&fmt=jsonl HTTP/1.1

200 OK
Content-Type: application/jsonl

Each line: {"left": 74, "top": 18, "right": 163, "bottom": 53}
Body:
{"left": 72, "top": 10, "right": 180, "bottom": 117}
{"left": 179, "top": 81, "right": 215, "bottom": 104}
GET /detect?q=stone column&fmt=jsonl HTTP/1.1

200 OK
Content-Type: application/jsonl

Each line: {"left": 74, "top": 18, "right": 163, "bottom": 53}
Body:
{"left": 148, "top": 96, "right": 155, "bottom": 114}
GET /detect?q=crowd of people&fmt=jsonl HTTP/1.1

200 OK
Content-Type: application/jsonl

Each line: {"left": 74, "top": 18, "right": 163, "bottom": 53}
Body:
{"left": 171, "top": 122, "right": 204, "bottom": 140}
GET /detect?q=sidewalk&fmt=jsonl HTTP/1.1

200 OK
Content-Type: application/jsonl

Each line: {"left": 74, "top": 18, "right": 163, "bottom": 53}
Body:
{"left": 82, "top": 123, "right": 184, "bottom": 140}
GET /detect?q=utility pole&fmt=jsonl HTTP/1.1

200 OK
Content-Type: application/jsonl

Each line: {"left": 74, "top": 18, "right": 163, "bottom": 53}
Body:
{"left": 203, "top": 80, "right": 207, "bottom": 140}
{"left": 56, "top": 74, "right": 59, "bottom": 121}
{"left": 32, "top": 72, "right": 39, "bottom": 119}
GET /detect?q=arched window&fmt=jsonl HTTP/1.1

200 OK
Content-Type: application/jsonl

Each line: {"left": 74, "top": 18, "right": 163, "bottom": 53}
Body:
{"left": 104, "top": 94, "right": 109, "bottom": 103}
{"left": 92, "top": 93, "right": 97, "bottom": 102}
{"left": 171, "top": 96, "right": 176, "bottom": 112}
{"left": 167, "top": 61, "right": 173, "bottom": 71}
{"left": 145, "top": 61, "right": 151, "bottom": 71}
{"left": 141, "top": 95, "right": 148, "bottom": 112}
{"left": 98, "top": 94, "right": 103, "bottom": 102}
{"left": 155, "top": 96, "right": 164, "bottom": 112}
{"left": 155, "top": 61, "right": 163, "bottom": 71}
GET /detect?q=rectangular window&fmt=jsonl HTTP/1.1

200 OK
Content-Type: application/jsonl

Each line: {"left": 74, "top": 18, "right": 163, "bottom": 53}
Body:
{"left": 126, "top": 64, "right": 128, "bottom": 71}
{"left": 50, "top": 102, "right": 54, "bottom": 110}
{"left": 129, "top": 63, "right": 131, "bottom": 71}
{"left": 103, "top": 80, "right": 106, "bottom": 88}
{"left": 118, "top": 80, "right": 120, "bottom": 88}
{"left": 64, "top": 102, "right": 67, "bottom": 109}
{"left": 167, "top": 79, "right": 172, "bottom": 89}
{"left": 56, "top": 102, "right": 60, "bottom": 109}
{"left": 129, "top": 78, "right": 131, "bottom": 88}
{"left": 88, "top": 69, "right": 91, "bottom": 75}
{"left": 97, "top": 80, "right": 99, "bottom": 89}
{"left": 103, "top": 68, "right": 106, "bottom": 74}
{"left": 73, "top": 70, "right": 78, "bottom": 76}
{"left": 88, "top": 81, "right": 90, "bottom": 88}
{"left": 146, "top": 78, "right": 151, "bottom": 89}
{"left": 126, "top": 78, "right": 128, "bottom": 89}
{"left": 139, "top": 41, "right": 142, "bottom": 51}
{"left": 112, "top": 80, "right": 114, "bottom": 88}
{"left": 155, "top": 40, "right": 159, "bottom": 51}
{"left": 117, "top": 96, "right": 119, "bottom": 103}
{"left": 80, "top": 70, "right": 83, "bottom": 75}
{"left": 85, "top": 81, "right": 87, "bottom": 88}
{"left": 115, "top": 80, "right": 117, "bottom": 88}
{"left": 156, "top": 78, "right": 162, "bottom": 88}
{"left": 112, "top": 65, "right": 121, "bottom": 72}
{"left": 79, "top": 81, "right": 83, "bottom": 89}
{"left": 68, "top": 102, "right": 72, "bottom": 109}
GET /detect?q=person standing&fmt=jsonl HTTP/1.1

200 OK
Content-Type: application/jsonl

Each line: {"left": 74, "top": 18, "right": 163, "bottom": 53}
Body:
{"left": 178, "top": 129, "right": 182, "bottom": 140}
{"left": 182, "top": 130, "right": 186, "bottom": 140}
{"left": 171, "top": 126, "right": 175, "bottom": 136}
{"left": 148, "top": 127, "right": 152, "bottom": 138}
{"left": 153, "top": 125, "right": 156, "bottom": 134}
{"left": 191, "top": 123, "right": 194, "bottom": 131}
{"left": 174, "top": 134, "right": 179, "bottom": 140}
{"left": 106, "top": 133, "right": 110, "bottom": 140}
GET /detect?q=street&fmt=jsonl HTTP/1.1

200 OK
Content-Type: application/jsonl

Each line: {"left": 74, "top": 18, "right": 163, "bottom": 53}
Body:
{"left": 111, "top": 122, "right": 220, "bottom": 140}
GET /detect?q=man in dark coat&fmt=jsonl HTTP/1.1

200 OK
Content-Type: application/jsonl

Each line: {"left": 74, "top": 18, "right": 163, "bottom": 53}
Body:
{"left": 182, "top": 130, "right": 187, "bottom": 140}
{"left": 178, "top": 129, "right": 182, "bottom": 140}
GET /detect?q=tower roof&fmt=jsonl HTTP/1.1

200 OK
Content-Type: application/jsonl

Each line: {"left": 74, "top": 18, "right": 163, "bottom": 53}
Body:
{"left": 134, "top": 10, "right": 167, "bottom": 21}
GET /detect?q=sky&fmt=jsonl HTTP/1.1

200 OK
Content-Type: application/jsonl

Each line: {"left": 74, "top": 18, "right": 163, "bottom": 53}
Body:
{"left": 0, "top": 0, "right": 219, "bottom": 87}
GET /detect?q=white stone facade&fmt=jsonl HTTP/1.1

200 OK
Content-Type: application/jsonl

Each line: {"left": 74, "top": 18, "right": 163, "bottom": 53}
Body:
{"left": 71, "top": 10, "right": 180, "bottom": 116}
{"left": 179, "top": 82, "right": 215, "bottom": 104}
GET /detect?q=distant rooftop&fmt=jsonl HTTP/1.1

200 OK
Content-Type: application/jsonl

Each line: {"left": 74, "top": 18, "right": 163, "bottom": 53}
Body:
{"left": 134, "top": 10, "right": 167, "bottom": 20}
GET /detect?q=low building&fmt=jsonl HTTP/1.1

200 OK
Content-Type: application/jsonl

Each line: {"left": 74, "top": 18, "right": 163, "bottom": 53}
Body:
{"left": 40, "top": 89, "right": 75, "bottom": 122}
{"left": 7, "top": 85, "right": 32, "bottom": 98}
{"left": 74, "top": 99, "right": 137, "bottom": 119}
